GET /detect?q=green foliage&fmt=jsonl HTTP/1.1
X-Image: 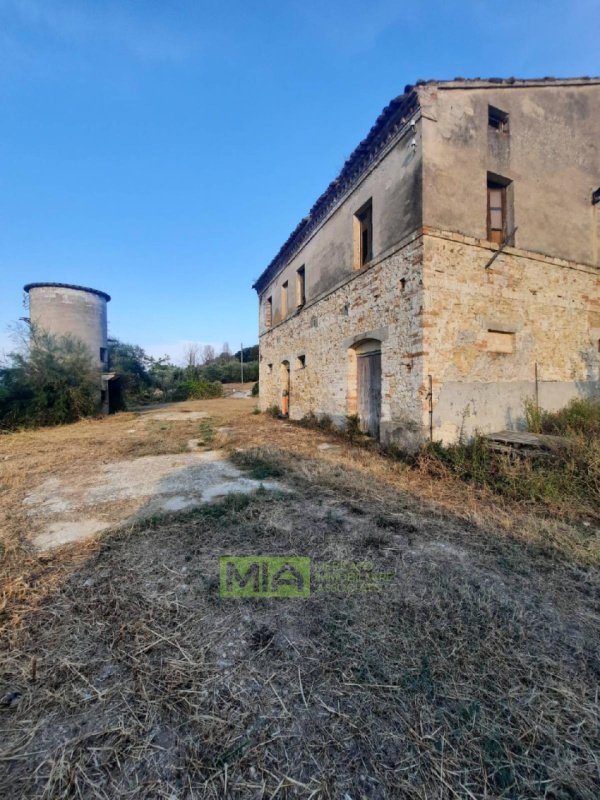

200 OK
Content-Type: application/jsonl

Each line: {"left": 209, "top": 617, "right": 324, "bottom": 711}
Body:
{"left": 172, "top": 379, "right": 223, "bottom": 401}
{"left": 424, "top": 426, "right": 600, "bottom": 509}
{"left": 234, "top": 344, "right": 259, "bottom": 362}
{"left": 198, "top": 359, "right": 258, "bottom": 383}
{"left": 0, "top": 330, "right": 100, "bottom": 430}
{"left": 251, "top": 381, "right": 259, "bottom": 397}
{"left": 524, "top": 399, "right": 542, "bottom": 434}
{"left": 533, "top": 396, "right": 600, "bottom": 437}
{"left": 107, "top": 339, "right": 260, "bottom": 407}
{"left": 345, "top": 414, "right": 361, "bottom": 442}
{"left": 108, "top": 339, "right": 153, "bottom": 405}
{"left": 266, "top": 405, "right": 280, "bottom": 417}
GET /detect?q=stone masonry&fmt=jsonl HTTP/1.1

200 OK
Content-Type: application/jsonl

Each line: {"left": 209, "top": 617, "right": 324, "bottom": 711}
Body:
{"left": 254, "top": 78, "right": 600, "bottom": 448}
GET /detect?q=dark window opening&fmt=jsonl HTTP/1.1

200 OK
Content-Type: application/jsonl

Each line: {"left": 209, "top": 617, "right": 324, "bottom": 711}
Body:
{"left": 296, "top": 265, "right": 306, "bottom": 307}
{"left": 265, "top": 296, "right": 273, "bottom": 328}
{"left": 593, "top": 187, "right": 600, "bottom": 205}
{"left": 268, "top": 363, "right": 273, "bottom": 372}
{"left": 488, "top": 105, "right": 509, "bottom": 133}
{"left": 100, "top": 347, "right": 107, "bottom": 363}
{"left": 297, "top": 354, "right": 306, "bottom": 369}
{"left": 355, "top": 200, "right": 373, "bottom": 268}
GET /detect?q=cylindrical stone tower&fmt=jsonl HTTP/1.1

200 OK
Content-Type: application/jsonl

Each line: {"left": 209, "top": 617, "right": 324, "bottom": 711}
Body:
{"left": 23, "top": 282, "right": 111, "bottom": 371}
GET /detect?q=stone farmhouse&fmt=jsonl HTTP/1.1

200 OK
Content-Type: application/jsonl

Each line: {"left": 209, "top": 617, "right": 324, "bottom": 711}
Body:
{"left": 253, "top": 78, "right": 600, "bottom": 448}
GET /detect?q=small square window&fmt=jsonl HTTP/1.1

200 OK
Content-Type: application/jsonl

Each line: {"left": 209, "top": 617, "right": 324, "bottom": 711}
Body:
{"left": 267, "top": 363, "right": 273, "bottom": 373}
{"left": 297, "top": 354, "right": 306, "bottom": 369}
{"left": 487, "top": 330, "right": 515, "bottom": 353}
{"left": 488, "top": 105, "right": 509, "bottom": 133}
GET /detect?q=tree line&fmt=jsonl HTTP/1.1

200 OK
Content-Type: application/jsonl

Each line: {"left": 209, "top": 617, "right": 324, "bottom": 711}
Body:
{"left": 0, "top": 328, "right": 258, "bottom": 431}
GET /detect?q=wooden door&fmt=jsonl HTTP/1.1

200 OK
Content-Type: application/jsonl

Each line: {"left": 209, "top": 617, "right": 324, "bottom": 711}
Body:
{"left": 281, "top": 361, "right": 290, "bottom": 416}
{"left": 357, "top": 351, "right": 381, "bottom": 437}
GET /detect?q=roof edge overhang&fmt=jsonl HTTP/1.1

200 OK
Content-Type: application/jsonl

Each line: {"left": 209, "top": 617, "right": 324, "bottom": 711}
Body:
{"left": 24, "top": 282, "right": 111, "bottom": 302}
{"left": 252, "top": 75, "right": 600, "bottom": 295}
{"left": 252, "top": 86, "right": 420, "bottom": 294}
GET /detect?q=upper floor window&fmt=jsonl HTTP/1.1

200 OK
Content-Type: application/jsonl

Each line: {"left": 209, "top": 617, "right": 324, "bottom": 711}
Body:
{"left": 265, "top": 296, "right": 272, "bottom": 329}
{"left": 353, "top": 199, "right": 373, "bottom": 269}
{"left": 593, "top": 187, "right": 600, "bottom": 205}
{"left": 488, "top": 105, "right": 509, "bottom": 134}
{"left": 296, "top": 265, "right": 306, "bottom": 307}
{"left": 99, "top": 347, "right": 107, "bottom": 363}
{"left": 487, "top": 175, "right": 513, "bottom": 245}
{"left": 281, "top": 281, "right": 288, "bottom": 318}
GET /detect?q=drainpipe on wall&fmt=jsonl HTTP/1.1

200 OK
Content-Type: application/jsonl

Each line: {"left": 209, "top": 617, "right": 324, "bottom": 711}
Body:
{"left": 426, "top": 375, "right": 433, "bottom": 442}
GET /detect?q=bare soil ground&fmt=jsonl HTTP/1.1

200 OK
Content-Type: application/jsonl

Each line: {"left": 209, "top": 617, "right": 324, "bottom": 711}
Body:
{"left": 1, "top": 400, "right": 599, "bottom": 798}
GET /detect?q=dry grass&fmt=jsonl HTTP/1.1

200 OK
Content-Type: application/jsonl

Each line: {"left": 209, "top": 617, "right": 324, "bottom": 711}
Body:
{"left": 1, "top": 404, "right": 599, "bottom": 798}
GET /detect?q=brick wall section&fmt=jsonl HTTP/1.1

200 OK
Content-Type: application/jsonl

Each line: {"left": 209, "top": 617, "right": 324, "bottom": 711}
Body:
{"left": 259, "top": 238, "right": 427, "bottom": 450}
{"left": 423, "top": 231, "right": 600, "bottom": 442}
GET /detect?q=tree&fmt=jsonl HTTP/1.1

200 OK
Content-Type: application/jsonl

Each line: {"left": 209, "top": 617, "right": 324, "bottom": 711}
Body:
{"left": 107, "top": 339, "right": 152, "bottom": 404}
{"left": 221, "top": 342, "right": 231, "bottom": 358}
{"left": 183, "top": 343, "right": 202, "bottom": 369}
{"left": 0, "top": 328, "right": 100, "bottom": 429}
{"left": 202, "top": 344, "right": 216, "bottom": 364}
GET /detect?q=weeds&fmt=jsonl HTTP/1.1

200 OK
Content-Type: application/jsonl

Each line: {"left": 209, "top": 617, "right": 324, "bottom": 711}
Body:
{"left": 345, "top": 414, "right": 361, "bottom": 442}
{"left": 197, "top": 418, "right": 215, "bottom": 445}
{"left": 422, "top": 398, "right": 600, "bottom": 513}
{"left": 230, "top": 448, "right": 284, "bottom": 480}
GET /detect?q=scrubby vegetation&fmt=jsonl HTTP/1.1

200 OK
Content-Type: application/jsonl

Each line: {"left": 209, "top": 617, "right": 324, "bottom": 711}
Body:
{"left": 423, "top": 397, "right": 600, "bottom": 511}
{"left": 108, "top": 340, "right": 257, "bottom": 406}
{"left": 0, "top": 329, "right": 100, "bottom": 430}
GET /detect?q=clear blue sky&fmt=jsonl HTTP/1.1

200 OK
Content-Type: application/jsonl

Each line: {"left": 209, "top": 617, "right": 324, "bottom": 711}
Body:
{"left": 0, "top": 0, "right": 598, "bottom": 364}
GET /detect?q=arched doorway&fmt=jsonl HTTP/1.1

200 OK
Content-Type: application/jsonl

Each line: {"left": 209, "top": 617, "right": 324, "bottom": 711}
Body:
{"left": 280, "top": 360, "right": 290, "bottom": 417}
{"left": 349, "top": 339, "right": 381, "bottom": 437}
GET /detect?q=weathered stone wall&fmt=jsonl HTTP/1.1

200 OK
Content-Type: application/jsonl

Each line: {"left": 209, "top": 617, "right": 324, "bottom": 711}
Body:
{"left": 422, "top": 231, "right": 600, "bottom": 442}
{"left": 259, "top": 236, "right": 427, "bottom": 450}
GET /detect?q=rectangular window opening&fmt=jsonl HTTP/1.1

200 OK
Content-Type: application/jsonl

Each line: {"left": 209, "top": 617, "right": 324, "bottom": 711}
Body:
{"left": 354, "top": 199, "right": 373, "bottom": 269}
{"left": 297, "top": 354, "right": 306, "bottom": 369}
{"left": 296, "top": 265, "right": 306, "bottom": 307}
{"left": 265, "top": 296, "right": 273, "bottom": 329}
{"left": 487, "top": 174, "right": 512, "bottom": 245}
{"left": 99, "top": 347, "right": 107, "bottom": 363}
{"left": 488, "top": 105, "right": 509, "bottom": 133}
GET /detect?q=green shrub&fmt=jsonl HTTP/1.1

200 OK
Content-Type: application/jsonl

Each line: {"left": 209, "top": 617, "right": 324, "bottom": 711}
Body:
{"left": 172, "top": 379, "right": 223, "bottom": 401}
{"left": 0, "top": 330, "right": 100, "bottom": 430}
{"left": 345, "top": 414, "right": 361, "bottom": 442}
{"left": 423, "top": 431, "right": 600, "bottom": 509}
{"left": 251, "top": 381, "right": 259, "bottom": 397}
{"left": 535, "top": 396, "right": 600, "bottom": 437}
